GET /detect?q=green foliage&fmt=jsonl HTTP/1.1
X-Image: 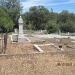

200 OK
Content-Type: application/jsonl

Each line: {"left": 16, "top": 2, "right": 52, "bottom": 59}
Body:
{"left": 60, "top": 21, "right": 75, "bottom": 32}
{"left": 0, "top": 2, "right": 75, "bottom": 33}
{"left": 0, "top": 7, "right": 14, "bottom": 32}
{"left": 0, "top": 0, "right": 21, "bottom": 28}
{"left": 23, "top": 7, "right": 75, "bottom": 33}
{"left": 58, "top": 10, "right": 75, "bottom": 33}
{"left": 23, "top": 6, "right": 50, "bottom": 30}
{"left": 47, "top": 21, "right": 58, "bottom": 33}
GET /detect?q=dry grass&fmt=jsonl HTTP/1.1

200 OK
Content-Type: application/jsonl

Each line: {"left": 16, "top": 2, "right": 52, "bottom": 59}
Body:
{"left": 0, "top": 38, "right": 75, "bottom": 75}
{"left": 6, "top": 43, "right": 37, "bottom": 54}
{"left": 0, "top": 52, "right": 75, "bottom": 75}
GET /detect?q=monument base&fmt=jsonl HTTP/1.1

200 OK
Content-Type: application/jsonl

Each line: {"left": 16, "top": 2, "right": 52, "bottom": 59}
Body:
{"left": 12, "top": 34, "right": 18, "bottom": 42}
{"left": 18, "top": 34, "right": 31, "bottom": 43}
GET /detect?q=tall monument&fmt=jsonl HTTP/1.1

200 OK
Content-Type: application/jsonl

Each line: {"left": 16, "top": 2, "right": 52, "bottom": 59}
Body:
{"left": 18, "top": 16, "right": 30, "bottom": 43}
{"left": 18, "top": 16, "right": 24, "bottom": 42}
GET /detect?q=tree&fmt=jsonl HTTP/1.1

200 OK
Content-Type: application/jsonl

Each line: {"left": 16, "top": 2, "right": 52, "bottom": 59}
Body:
{"left": 60, "top": 21, "right": 75, "bottom": 32}
{"left": 57, "top": 10, "right": 75, "bottom": 33}
{"left": 23, "top": 6, "right": 50, "bottom": 30}
{"left": 0, "top": 7, "right": 14, "bottom": 32}
{"left": 0, "top": 0, "right": 21, "bottom": 28}
{"left": 23, "top": 6, "right": 75, "bottom": 33}
{"left": 47, "top": 20, "right": 58, "bottom": 33}
{"left": 46, "top": 11, "right": 58, "bottom": 33}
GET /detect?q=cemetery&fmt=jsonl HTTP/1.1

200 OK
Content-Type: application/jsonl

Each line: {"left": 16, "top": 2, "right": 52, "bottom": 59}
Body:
{"left": 0, "top": 0, "right": 75, "bottom": 74}
{"left": 0, "top": 16, "right": 75, "bottom": 55}
{"left": 0, "top": 16, "right": 75, "bottom": 75}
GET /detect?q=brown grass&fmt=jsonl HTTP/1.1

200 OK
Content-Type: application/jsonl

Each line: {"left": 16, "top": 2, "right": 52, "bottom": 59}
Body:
{"left": 0, "top": 38, "right": 75, "bottom": 75}
{"left": 0, "top": 52, "right": 75, "bottom": 75}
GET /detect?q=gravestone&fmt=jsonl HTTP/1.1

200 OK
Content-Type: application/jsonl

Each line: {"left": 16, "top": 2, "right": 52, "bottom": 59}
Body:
{"left": 12, "top": 29, "right": 18, "bottom": 42}
{"left": 14, "top": 29, "right": 18, "bottom": 34}
{"left": 18, "top": 16, "right": 31, "bottom": 43}
{"left": 11, "top": 16, "right": 31, "bottom": 43}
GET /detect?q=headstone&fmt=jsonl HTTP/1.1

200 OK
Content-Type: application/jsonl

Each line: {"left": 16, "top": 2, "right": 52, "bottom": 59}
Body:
{"left": 58, "top": 30, "right": 61, "bottom": 35}
{"left": 68, "top": 32, "right": 70, "bottom": 35}
{"left": 14, "top": 29, "right": 18, "bottom": 34}
{"left": 11, "top": 29, "right": 18, "bottom": 42}
{"left": 12, "top": 34, "right": 18, "bottom": 42}
{"left": 18, "top": 16, "right": 31, "bottom": 43}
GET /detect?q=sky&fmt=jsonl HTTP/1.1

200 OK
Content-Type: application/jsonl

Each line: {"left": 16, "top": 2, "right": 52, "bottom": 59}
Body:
{"left": 21, "top": 0, "right": 75, "bottom": 13}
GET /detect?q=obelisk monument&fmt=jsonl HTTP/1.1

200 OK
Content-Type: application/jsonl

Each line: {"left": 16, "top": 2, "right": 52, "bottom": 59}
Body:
{"left": 18, "top": 16, "right": 25, "bottom": 42}
{"left": 18, "top": 16, "right": 31, "bottom": 43}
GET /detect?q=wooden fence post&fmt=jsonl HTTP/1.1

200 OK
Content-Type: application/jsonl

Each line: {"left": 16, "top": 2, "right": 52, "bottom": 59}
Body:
{"left": 3, "top": 33, "right": 8, "bottom": 54}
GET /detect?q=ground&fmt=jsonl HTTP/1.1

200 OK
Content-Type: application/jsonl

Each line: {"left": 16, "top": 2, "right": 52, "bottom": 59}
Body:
{"left": 6, "top": 36, "right": 75, "bottom": 54}
{"left": 0, "top": 34, "right": 75, "bottom": 75}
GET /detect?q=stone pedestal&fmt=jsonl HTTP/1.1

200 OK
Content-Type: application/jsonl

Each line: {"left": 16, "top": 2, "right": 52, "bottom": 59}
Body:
{"left": 12, "top": 34, "right": 18, "bottom": 42}
{"left": 18, "top": 34, "right": 25, "bottom": 43}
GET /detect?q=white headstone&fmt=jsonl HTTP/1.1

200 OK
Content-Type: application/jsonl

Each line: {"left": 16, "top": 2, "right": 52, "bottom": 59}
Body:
{"left": 14, "top": 29, "right": 18, "bottom": 34}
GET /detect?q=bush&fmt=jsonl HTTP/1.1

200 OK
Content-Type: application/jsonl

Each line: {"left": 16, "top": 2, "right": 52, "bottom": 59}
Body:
{"left": 47, "top": 21, "right": 58, "bottom": 33}
{"left": 60, "top": 21, "right": 75, "bottom": 33}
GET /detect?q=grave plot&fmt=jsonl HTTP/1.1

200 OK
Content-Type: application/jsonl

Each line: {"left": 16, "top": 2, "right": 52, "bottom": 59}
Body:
{"left": 35, "top": 38, "right": 75, "bottom": 53}
{"left": 6, "top": 43, "right": 38, "bottom": 54}
{"left": 4, "top": 37, "right": 75, "bottom": 55}
{"left": 40, "top": 45, "right": 59, "bottom": 52}
{"left": 34, "top": 44, "right": 59, "bottom": 52}
{"left": 1, "top": 36, "right": 75, "bottom": 75}
{"left": 49, "top": 37, "right": 75, "bottom": 51}
{"left": 58, "top": 38, "right": 75, "bottom": 51}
